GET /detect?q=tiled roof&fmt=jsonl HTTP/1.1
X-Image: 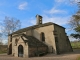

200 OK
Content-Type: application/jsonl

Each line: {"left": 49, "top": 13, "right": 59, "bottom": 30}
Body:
{"left": 10, "top": 22, "right": 65, "bottom": 35}
{"left": 21, "top": 34, "right": 48, "bottom": 47}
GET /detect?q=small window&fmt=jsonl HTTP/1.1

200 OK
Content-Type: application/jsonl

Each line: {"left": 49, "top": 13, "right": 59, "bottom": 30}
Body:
{"left": 40, "top": 32, "right": 45, "bottom": 42}
{"left": 15, "top": 38, "right": 18, "bottom": 46}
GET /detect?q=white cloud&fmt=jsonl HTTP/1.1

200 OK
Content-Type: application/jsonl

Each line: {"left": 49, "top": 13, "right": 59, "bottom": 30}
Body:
{"left": 29, "top": 6, "right": 70, "bottom": 26}
{"left": 43, "top": 15, "right": 70, "bottom": 25}
{"left": 45, "top": 8, "right": 67, "bottom": 14}
{"left": 69, "top": 0, "right": 80, "bottom": 4}
{"left": 54, "top": 0, "right": 73, "bottom": 3}
{"left": 56, "top": 0, "right": 80, "bottom": 4}
{"left": 27, "top": 0, "right": 71, "bottom": 29}
{"left": 55, "top": 0, "right": 66, "bottom": 3}
{"left": 30, "top": 19, "right": 36, "bottom": 25}
{"left": 74, "top": 0, "right": 80, "bottom": 2}
{"left": 54, "top": 0, "right": 73, "bottom": 5}
{"left": 44, "top": 2, "right": 68, "bottom": 15}
{"left": 0, "top": 11, "right": 7, "bottom": 15}
{"left": 54, "top": 0, "right": 71, "bottom": 3}
{"left": 69, "top": 36, "right": 77, "bottom": 41}
{"left": 18, "top": 2, "right": 28, "bottom": 10}
{"left": 29, "top": 15, "right": 71, "bottom": 26}
{"left": 42, "top": 1, "right": 70, "bottom": 25}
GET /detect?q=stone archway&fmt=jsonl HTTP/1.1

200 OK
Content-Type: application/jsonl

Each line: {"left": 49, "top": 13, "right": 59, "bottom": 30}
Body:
{"left": 9, "top": 44, "right": 12, "bottom": 55}
{"left": 18, "top": 45, "right": 24, "bottom": 57}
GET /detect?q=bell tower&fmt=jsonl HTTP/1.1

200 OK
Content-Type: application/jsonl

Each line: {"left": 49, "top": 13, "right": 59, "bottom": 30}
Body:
{"left": 36, "top": 15, "right": 42, "bottom": 25}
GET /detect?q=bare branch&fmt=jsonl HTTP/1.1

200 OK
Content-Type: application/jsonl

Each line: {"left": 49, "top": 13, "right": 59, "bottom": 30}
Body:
{"left": 2, "top": 16, "right": 21, "bottom": 36}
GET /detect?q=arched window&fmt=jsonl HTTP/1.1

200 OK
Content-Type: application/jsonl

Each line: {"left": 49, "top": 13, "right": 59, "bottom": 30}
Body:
{"left": 40, "top": 32, "right": 45, "bottom": 42}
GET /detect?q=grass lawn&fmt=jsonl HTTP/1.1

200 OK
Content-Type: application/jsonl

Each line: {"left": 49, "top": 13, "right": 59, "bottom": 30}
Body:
{"left": 0, "top": 52, "right": 6, "bottom": 54}
{"left": 71, "top": 41, "right": 80, "bottom": 60}
{"left": 0, "top": 45, "right": 7, "bottom": 54}
{"left": 76, "top": 56, "right": 80, "bottom": 60}
{"left": 0, "top": 50, "right": 7, "bottom": 54}
{"left": 71, "top": 41, "right": 80, "bottom": 49}
{"left": 0, "top": 49, "right": 7, "bottom": 54}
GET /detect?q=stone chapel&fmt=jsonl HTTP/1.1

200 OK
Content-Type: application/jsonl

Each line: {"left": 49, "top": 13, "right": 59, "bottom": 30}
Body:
{"left": 8, "top": 15, "right": 73, "bottom": 57}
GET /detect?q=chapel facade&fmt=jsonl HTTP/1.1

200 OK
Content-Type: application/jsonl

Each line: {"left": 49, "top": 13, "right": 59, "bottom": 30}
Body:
{"left": 8, "top": 15, "right": 73, "bottom": 57}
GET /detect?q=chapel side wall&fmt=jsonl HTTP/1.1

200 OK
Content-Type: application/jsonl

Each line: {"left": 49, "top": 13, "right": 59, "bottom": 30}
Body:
{"left": 54, "top": 25, "right": 71, "bottom": 53}
{"left": 33, "top": 25, "right": 57, "bottom": 54}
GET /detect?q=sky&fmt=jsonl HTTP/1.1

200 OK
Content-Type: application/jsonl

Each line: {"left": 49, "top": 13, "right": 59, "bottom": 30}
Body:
{"left": 0, "top": 0, "right": 79, "bottom": 42}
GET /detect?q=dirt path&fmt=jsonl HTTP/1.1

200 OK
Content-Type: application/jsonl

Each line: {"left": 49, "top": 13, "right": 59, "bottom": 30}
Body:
{"left": 0, "top": 49, "right": 80, "bottom": 60}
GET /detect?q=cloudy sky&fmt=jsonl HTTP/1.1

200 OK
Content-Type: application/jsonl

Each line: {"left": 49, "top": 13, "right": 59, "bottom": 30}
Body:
{"left": 0, "top": 0, "right": 79, "bottom": 41}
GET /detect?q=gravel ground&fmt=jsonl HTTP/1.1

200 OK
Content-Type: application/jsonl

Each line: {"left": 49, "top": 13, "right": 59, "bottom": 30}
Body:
{"left": 0, "top": 49, "right": 80, "bottom": 60}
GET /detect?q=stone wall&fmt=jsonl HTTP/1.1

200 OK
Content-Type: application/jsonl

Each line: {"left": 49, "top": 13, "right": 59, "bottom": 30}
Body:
{"left": 8, "top": 35, "right": 12, "bottom": 55}
{"left": 32, "top": 25, "right": 57, "bottom": 54}
{"left": 29, "top": 47, "right": 37, "bottom": 57}
{"left": 8, "top": 23, "right": 73, "bottom": 58}
{"left": 11, "top": 30, "right": 32, "bottom": 56}
{"left": 54, "top": 24, "right": 72, "bottom": 53}
{"left": 29, "top": 46, "right": 48, "bottom": 57}
{"left": 12, "top": 33, "right": 28, "bottom": 57}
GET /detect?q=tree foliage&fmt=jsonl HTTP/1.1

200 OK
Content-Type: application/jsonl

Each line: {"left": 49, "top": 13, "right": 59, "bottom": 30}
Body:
{"left": 69, "top": 11, "right": 80, "bottom": 39}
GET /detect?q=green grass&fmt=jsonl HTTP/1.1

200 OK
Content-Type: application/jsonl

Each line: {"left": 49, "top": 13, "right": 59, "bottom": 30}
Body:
{"left": 71, "top": 41, "right": 80, "bottom": 49}
{"left": 0, "top": 49, "right": 7, "bottom": 54}
{"left": 0, "top": 45, "right": 7, "bottom": 54}
{"left": 71, "top": 41, "right": 80, "bottom": 60}
{"left": 0, "top": 51, "right": 7, "bottom": 54}
{"left": 76, "top": 56, "right": 80, "bottom": 60}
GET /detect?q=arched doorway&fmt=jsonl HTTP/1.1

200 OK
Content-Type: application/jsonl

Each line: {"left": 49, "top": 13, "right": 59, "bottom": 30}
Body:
{"left": 9, "top": 44, "right": 12, "bottom": 55}
{"left": 18, "top": 45, "right": 24, "bottom": 57}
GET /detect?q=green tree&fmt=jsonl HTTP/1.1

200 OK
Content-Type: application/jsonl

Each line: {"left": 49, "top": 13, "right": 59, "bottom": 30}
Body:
{"left": 69, "top": 10, "right": 80, "bottom": 39}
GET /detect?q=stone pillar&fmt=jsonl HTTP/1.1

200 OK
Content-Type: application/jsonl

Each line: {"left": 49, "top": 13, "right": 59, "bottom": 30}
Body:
{"left": 24, "top": 43, "right": 28, "bottom": 57}
{"left": 14, "top": 46, "right": 18, "bottom": 57}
